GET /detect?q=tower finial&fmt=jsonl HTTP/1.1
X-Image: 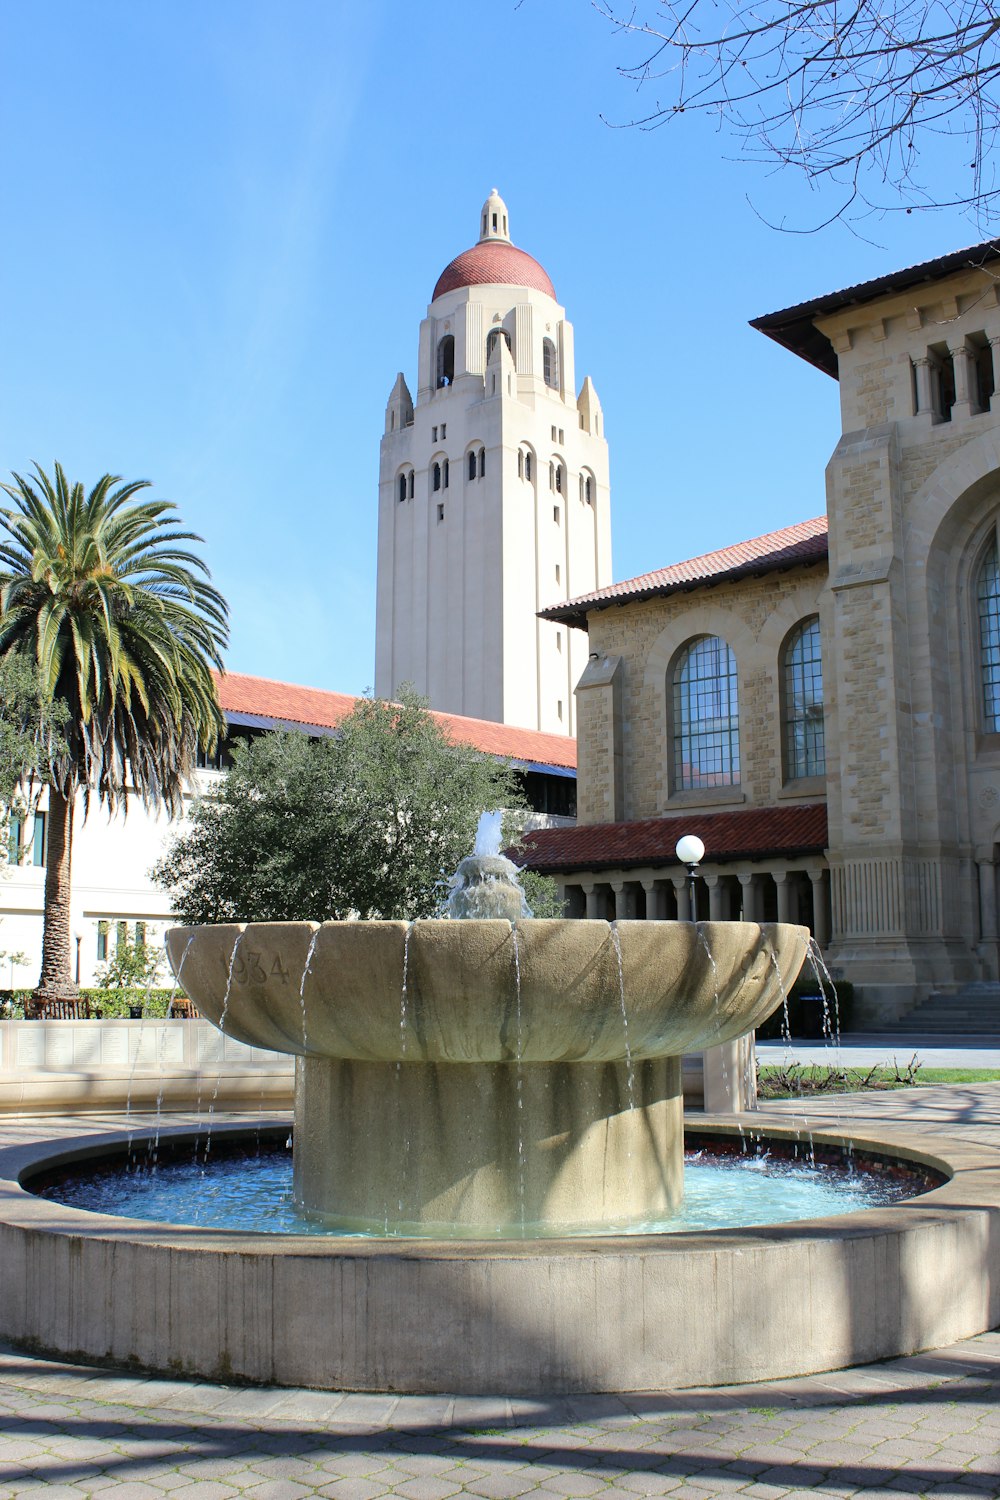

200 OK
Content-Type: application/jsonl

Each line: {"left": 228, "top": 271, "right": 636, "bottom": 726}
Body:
{"left": 479, "top": 188, "right": 510, "bottom": 244}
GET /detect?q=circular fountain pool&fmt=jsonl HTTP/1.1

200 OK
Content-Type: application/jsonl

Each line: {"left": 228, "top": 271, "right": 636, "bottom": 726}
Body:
{"left": 30, "top": 1132, "right": 931, "bottom": 1239}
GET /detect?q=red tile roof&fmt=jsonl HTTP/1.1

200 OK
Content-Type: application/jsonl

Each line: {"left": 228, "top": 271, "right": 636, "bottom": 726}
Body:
{"left": 517, "top": 804, "right": 827, "bottom": 873}
{"left": 541, "top": 517, "right": 829, "bottom": 629}
{"left": 212, "top": 671, "right": 576, "bottom": 771}
{"left": 433, "top": 242, "right": 556, "bottom": 301}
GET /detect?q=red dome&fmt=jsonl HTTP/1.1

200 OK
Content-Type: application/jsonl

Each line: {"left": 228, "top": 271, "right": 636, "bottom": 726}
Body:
{"left": 433, "top": 241, "right": 556, "bottom": 301}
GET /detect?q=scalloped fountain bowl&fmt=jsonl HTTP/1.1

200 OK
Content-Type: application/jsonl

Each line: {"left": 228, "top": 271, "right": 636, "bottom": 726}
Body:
{"left": 166, "top": 918, "right": 810, "bottom": 1234}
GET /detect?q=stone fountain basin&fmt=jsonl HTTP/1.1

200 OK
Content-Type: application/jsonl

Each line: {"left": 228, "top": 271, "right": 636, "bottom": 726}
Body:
{"left": 166, "top": 919, "right": 810, "bottom": 1063}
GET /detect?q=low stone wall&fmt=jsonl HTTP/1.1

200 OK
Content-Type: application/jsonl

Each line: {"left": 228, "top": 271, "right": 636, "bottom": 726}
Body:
{"left": 0, "top": 1022, "right": 752, "bottom": 1115}
{"left": 0, "top": 1020, "right": 293, "bottom": 1113}
{"left": 1, "top": 1114, "right": 997, "bottom": 1393}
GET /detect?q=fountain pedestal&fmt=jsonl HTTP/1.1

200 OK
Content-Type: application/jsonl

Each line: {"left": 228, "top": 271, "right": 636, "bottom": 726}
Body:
{"left": 295, "top": 1056, "right": 682, "bottom": 1230}
{"left": 167, "top": 917, "right": 809, "bottom": 1235}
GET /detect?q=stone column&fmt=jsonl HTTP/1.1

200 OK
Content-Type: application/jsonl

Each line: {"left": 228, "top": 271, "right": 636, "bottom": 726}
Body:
{"left": 611, "top": 879, "right": 632, "bottom": 921}
{"left": 705, "top": 873, "right": 724, "bottom": 922}
{"left": 773, "top": 870, "right": 791, "bottom": 924}
{"left": 989, "top": 337, "right": 1000, "bottom": 410}
{"left": 950, "top": 342, "right": 974, "bottom": 419}
{"left": 976, "top": 854, "right": 999, "bottom": 980}
{"left": 583, "top": 882, "right": 604, "bottom": 920}
{"left": 738, "top": 872, "right": 760, "bottom": 923}
{"left": 808, "top": 869, "right": 829, "bottom": 949}
{"left": 913, "top": 355, "right": 935, "bottom": 422}
{"left": 641, "top": 878, "right": 668, "bottom": 920}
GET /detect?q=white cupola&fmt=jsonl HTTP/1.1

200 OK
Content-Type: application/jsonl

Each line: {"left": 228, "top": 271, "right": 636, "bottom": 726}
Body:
{"left": 479, "top": 188, "right": 510, "bottom": 244}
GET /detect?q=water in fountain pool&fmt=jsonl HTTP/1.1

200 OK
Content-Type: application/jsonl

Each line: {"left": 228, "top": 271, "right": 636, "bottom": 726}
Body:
{"left": 34, "top": 1139, "right": 928, "bottom": 1240}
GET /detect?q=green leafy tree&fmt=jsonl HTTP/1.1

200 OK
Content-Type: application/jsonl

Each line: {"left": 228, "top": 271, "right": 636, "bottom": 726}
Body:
{"left": 0, "top": 463, "right": 228, "bottom": 998}
{"left": 154, "top": 690, "right": 527, "bottom": 923}
{"left": 94, "top": 931, "right": 164, "bottom": 990}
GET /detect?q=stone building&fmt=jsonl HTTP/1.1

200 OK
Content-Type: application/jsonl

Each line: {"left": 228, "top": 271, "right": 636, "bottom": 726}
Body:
{"left": 374, "top": 190, "right": 612, "bottom": 736}
{"left": 523, "top": 241, "right": 1000, "bottom": 1023}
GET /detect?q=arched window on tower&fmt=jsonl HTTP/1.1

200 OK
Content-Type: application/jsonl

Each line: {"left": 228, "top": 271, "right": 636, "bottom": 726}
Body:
{"left": 517, "top": 449, "right": 523, "bottom": 479}
{"left": 486, "top": 328, "right": 512, "bottom": 363}
{"left": 433, "top": 462, "right": 442, "bottom": 493}
{"left": 398, "top": 473, "right": 407, "bottom": 504}
{"left": 543, "top": 337, "right": 558, "bottom": 389}
{"left": 479, "top": 447, "right": 485, "bottom": 478}
{"left": 783, "top": 617, "right": 825, "bottom": 779}
{"left": 525, "top": 450, "right": 532, "bottom": 482}
{"left": 408, "top": 470, "right": 414, "bottom": 500}
{"left": 468, "top": 450, "right": 477, "bottom": 482}
{"left": 670, "top": 636, "right": 740, "bottom": 791}
{"left": 436, "top": 335, "right": 455, "bottom": 388}
{"left": 978, "top": 537, "right": 1000, "bottom": 730}
{"left": 443, "top": 459, "right": 450, "bottom": 489}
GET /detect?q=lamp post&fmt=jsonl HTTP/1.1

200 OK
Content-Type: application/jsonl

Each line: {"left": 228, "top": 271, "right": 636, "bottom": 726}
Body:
{"left": 675, "top": 834, "right": 705, "bottom": 923}
{"left": 73, "top": 927, "right": 84, "bottom": 986}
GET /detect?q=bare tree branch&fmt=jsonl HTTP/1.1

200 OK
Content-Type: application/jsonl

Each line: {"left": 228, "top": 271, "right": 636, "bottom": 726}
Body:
{"left": 595, "top": 0, "right": 1000, "bottom": 226}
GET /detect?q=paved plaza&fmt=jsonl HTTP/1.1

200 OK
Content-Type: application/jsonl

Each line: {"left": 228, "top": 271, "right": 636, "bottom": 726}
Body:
{"left": 1, "top": 1082, "right": 998, "bottom": 1499}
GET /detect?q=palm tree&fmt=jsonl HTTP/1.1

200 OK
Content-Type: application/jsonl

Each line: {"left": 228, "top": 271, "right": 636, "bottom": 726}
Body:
{"left": 0, "top": 463, "right": 228, "bottom": 998}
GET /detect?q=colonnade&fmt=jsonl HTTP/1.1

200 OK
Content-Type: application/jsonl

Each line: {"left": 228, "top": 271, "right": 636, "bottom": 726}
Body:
{"left": 557, "top": 861, "right": 831, "bottom": 949}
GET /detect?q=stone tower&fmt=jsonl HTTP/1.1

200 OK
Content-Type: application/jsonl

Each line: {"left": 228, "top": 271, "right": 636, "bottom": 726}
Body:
{"left": 374, "top": 190, "right": 612, "bottom": 735}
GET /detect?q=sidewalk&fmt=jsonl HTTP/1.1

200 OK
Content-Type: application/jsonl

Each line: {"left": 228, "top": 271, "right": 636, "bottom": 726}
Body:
{"left": 756, "top": 1033, "right": 1000, "bottom": 1069}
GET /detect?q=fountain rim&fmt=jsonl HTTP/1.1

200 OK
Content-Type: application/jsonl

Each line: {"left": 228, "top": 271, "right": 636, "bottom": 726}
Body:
{"left": 3, "top": 1115, "right": 976, "bottom": 1257}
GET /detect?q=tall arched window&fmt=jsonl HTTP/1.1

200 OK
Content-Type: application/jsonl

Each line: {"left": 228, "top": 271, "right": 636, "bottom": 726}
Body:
{"left": 486, "top": 328, "right": 512, "bottom": 363}
{"left": 432, "top": 462, "right": 442, "bottom": 493}
{"left": 398, "top": 473, "right": 407, "bottom": 503}
{"left": 543, "top": 337, "right": 558, "bottom": 389}
{"left": 671, "top": 636, "right": 740, "bottom": 790}
{"left": 436, "top": 336, "right": 455, "bottom": 388}
{"left": 978, "top": 538, "right": 1000, "bottom": 730}
{"left": 468, "top": 450, "right": 477, "bottom": 482}
{"left": 783, "top": 617, "right": 825, "bottom": 778}
{"left": 479, "top": 447, "right": 485, "bottom": 478}
{"left": 408, "top": 470, "right": 414, "bottom": 500}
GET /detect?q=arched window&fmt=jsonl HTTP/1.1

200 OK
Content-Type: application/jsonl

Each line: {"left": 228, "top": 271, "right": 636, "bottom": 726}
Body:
{"left": 436, "top": 336, "right": 455, "bottom": 388}
{"left": 671, "top": 636, "right": 740, "bottom": 790}
{"left": 443, "top": 459, "right": 449, "bottom": 489}
{"left": 517, "top": 449, "right": 523, "bottom": 479}
{"left": 978, "top": 538, "right": 1000, "bottom": 730}
{"left": 783, "top": 618, "right": 825, "bottom": 779}
{"left": 585, "top": 475, "right": 593, "bottom": 504}
{"left": 555, "top": 463, "right": 564, "bottom": 495}
{"left": 525, "top": 450, "right": 532, "bottom": 482}
{"left": 432, "top": 462, "right": 441, "bottom": 493}
{"left": 408, "top": 470, "right": 414, "bottom": 500}
{"left": 543, "top": 337, "right": 558, "bottom": 389}
{"left": 486, "top": 328, "right": 512, "bottom": 363}
{"left": 397, "top": 474, "right": 407, "bottom": 503}
{"left": 479, "top": 447, "right": 485, "bottom": 478}
{"left": 468, "top": 450, "right": 477, "bottom": 482}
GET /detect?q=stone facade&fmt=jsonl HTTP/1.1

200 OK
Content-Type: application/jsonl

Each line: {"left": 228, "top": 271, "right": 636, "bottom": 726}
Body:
{"left": 535, "top": 247, "right": 1000, "bottom": 1021}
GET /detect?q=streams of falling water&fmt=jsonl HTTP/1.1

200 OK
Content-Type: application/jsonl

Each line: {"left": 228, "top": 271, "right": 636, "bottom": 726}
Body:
{"left": 298, "top": 928, "right": 321, "bottom": 1055}
{"left": 608, "top": 925, "right": 636, "bottom": 1141}
{"left": 805, "top": 937, "right": 842, "bottom": 1051}
{"left": 394, "top": 923, "right": 413, "bottom": 1221}
{"left": 764, "top": 937, "right": 816, "bottom": 1163}
{"left": 204, "top": 931, "right": 244, "bottom": 1159}
{"left": 511, "top": 926, "right": 526, "bottom": 1233}
{"left": 696, "top": 926, "right": 745, "bottom": 1147}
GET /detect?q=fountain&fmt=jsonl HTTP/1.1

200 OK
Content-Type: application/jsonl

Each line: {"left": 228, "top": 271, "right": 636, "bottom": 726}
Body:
{"left": 165, "top": 815, "right": 810, "bottom": 1234}
{"left": 2, "top": 816, "right": 996, "bottom": 1395}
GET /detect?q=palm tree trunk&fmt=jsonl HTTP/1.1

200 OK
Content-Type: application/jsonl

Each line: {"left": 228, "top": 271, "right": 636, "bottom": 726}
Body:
{"left": 35, "top": 786, "right": 78, "bottom": 999}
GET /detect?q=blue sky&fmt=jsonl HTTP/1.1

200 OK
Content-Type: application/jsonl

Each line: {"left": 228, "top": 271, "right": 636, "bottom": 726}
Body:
{"left": 1, "top": 1, "right": 986, "bottom": 697}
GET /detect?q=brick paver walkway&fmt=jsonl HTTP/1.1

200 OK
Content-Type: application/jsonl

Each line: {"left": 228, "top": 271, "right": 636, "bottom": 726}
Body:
{"left": 2, "top": 1083, "right": 998, "bottom": 1498}
{"left": 0, "top": 1330, "right": 998, "bottom": 1498}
